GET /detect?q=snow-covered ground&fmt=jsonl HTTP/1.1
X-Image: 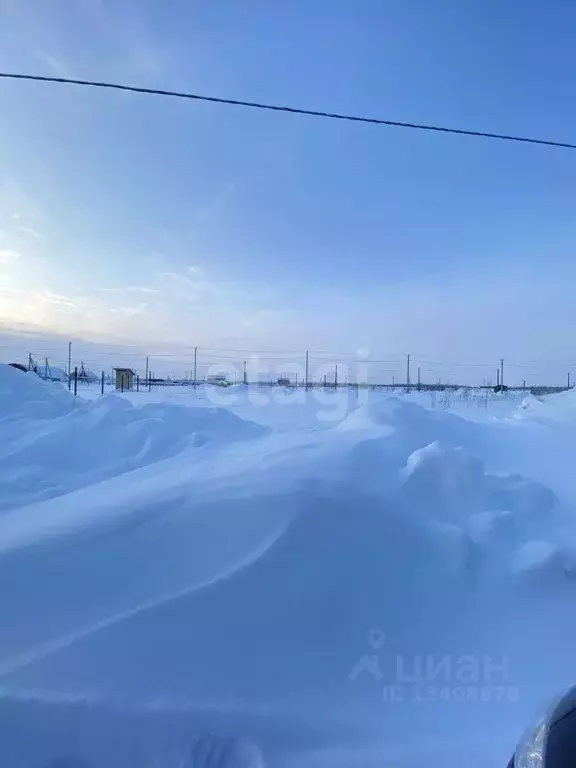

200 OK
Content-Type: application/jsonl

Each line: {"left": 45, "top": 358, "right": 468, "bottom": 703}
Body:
{"left": 1, "top": 365, "right": 575, "bottom": 767}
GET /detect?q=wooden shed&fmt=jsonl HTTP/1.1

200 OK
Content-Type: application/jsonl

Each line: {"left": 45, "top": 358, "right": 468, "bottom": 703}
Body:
{"left": 114, "top": 367, "right": 135, "bottom": 391}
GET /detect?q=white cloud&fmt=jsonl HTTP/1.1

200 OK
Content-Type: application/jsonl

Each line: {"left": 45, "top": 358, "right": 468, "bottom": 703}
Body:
{"left": 0, "top": 256, "right": 285, "bottom": 350}
{"left": 16, "top": 224, "right": 43, "bottom": 240}
{"left": 0, "top": 248, "right": 20, "bottom": 263}
{"left": 34, "top": 51, "right": 74, "bottom": 78}
{"left": 98, "top": 285, "right": 159, "bottom": 295}
{"left": 0, "top": 178, "right": 46, "bottom": 249}
{"left": 108, "top": 303, "right": 149, "bottom": 318}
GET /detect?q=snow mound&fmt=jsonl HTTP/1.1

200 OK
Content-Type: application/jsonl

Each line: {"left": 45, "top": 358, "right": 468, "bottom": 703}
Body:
{"left": 399, "top": 442, "right": 556, "bottom": 526}
{"left": 0, "top": 381, "right": 574, "bottom": 767}
{"left": 0, "top": 363, "right": 79, "bottom": 420}
{"left": 0, "top": 364, "right": 267, "bottom": 510}
{"left": 188, "top": 735, "right": 266, "bottom": 768}
{"left": 511, "top": 541, "right": 576, "bottom": 582}
{"left": 515, "top": 387, "right": 576, "bottom": 423}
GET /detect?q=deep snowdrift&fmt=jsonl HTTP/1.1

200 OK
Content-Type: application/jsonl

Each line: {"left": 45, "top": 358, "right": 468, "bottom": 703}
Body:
{"left": 0, "top": 365, "right": 267, "bottom": 512}
{"left": 1, "top": 368, "right": 576, "bottom": 767}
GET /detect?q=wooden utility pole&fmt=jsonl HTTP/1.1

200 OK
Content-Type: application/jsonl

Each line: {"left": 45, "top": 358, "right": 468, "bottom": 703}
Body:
{"left": 243, "top": 360, "right": 248, "bottom": 385}
{"left": 406, "top": 354, "right": 411, "bottom": 391}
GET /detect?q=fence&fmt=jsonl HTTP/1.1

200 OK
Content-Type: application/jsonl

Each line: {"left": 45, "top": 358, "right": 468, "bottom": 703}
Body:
{"left": 3, "top": 344, "right": 575, "bottom": 395}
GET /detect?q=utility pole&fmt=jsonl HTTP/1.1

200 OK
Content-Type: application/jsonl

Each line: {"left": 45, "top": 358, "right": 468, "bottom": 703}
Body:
{"left": 243, "top": 360, "right": 248, "bottom": 385}
{"left": 496, "top": 368, "right": 500, "bottom": 389}
{"left": 392, "top": 375, "right": 395, "bottom": 387}
{"left": 68, "top": 341, "right": 72, "bottom": 390}
{"left": 417, "top": 366, "right": 421, "bottom": 392}
{"left": 500, "top": 358, "right": 504, "bottom": 389}
{"left": 406, "top": 354, "right": 411, "bottom": 392}
{"left": 523, "top": 379, "right": 526, "bottom": 391}
{"left": 193, "top": 347, "right": 197, "bottom": 390}
{"left": 145, "top": 356, "right": 149, "bottom": 383}
{"left": 305, "top": 351, "right": 309, "bottom": 391}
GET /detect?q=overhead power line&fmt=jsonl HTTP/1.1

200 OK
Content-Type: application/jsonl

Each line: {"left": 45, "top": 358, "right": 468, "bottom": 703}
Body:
{"left": 1, "top": 71, "right": 576, "bottom": 151}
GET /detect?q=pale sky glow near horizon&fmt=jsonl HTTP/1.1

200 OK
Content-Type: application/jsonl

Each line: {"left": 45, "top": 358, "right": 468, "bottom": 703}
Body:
{"left": 1, "top": 0, "right": 576, "bottom": 385}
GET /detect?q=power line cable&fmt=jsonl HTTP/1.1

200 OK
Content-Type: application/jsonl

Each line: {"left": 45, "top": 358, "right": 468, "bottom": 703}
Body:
{"left": 1, "top": 72, "right": 576, "bottom": 150}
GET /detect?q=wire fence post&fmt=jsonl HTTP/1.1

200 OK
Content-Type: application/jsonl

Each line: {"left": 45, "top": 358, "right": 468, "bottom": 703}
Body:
{"left": 74, "top": 366, "right": 78, "bottom": 396}
{"left": 121, "top": 374, "right": 124, "bottom": 394}
{"left": 101, "top": 371, "right": 104, "bottom": 395}
{"left": 148, "top": 373, "right": 152, "bottom": 392}
{"left": 194, "top": 346, "right": 197, "bottom": 390}
{"left": 68, "top": 341, "right": 72, "bottom": 390}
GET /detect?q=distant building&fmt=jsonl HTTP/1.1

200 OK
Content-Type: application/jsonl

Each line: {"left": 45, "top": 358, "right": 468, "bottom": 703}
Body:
{"left": 206, "top": 373, "right": 229, "bottom": 386}
{"left": 277, "top": 377, "right": 291, "bottom": 387}
{"left": 114, "top": 367, "right": 135, "bottom": 391}
{"left": 76, "top": 362, "right": 98, "bottom": 383}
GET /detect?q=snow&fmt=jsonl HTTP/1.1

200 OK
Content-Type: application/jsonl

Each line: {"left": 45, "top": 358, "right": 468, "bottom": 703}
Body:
{"left": 1, "top": 364, "right": 576, "bottom": 766}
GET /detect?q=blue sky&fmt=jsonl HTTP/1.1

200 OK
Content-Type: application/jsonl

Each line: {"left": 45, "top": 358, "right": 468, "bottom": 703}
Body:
{"left": 1, "top": 0, "right": 576, "bottom": 384}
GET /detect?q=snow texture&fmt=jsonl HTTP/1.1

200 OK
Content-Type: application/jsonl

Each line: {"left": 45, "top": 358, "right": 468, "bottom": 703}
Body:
{"left": 1, "top": 364, "right": 576, "bottom": 767}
